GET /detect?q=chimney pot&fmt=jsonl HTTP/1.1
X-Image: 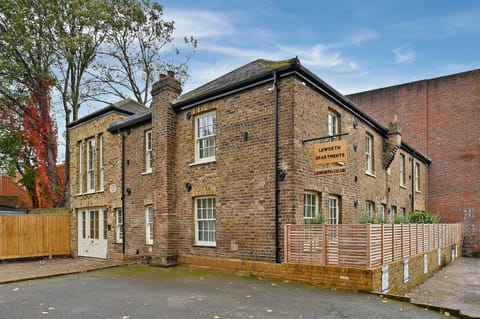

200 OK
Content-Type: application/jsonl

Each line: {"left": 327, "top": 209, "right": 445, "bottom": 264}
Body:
{"left": 159, "top": 73, "right": 167, "bottom": 79}
{"left": 167, "top": 70, "right": 175, "bottom": 78}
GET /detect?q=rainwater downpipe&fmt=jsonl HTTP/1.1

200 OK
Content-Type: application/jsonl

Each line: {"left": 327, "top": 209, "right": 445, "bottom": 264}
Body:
{"left": 120, "top": 129, "right": 126, "bottom": 255}
{"left": 411, "top": 151, "right": 415, "bottom": 213}
{"left": 273, "top": 70, "right": 281, "bottom": 263}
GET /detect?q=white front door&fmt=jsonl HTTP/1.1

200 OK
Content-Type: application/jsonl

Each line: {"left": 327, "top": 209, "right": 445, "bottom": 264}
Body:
{"left": 78, "top": 209, "right": 108, "bottom": 259}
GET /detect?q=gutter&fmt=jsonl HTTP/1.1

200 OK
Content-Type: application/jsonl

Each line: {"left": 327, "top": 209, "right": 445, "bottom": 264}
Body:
{"left": 411, "top": 151, "right": 415, "bottom": 212}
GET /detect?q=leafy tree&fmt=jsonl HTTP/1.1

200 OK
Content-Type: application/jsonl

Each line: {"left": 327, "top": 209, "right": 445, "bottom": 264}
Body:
{"left": 88, "top": 0, "right": 197, "bottom": 106}
{"left": 0, "top": 0, "right": 61, "bottom": 206}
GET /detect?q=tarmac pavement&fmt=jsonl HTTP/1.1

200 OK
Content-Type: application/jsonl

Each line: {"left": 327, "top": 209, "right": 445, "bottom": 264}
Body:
{"left": 0, "top": 263, "right": 455, "bottom": 319}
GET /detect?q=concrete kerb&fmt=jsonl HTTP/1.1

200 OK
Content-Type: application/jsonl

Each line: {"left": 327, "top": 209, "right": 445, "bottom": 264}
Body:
{"left": 363, "top": 291, "right": 475, "bottom": 319}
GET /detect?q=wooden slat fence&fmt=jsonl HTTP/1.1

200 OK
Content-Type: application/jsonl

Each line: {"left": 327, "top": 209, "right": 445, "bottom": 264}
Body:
{"left": 285, "top": 223, "right": 463, "bottom": 269}
{"left": 0, "top": 215, "right": 71, "bottom": 259}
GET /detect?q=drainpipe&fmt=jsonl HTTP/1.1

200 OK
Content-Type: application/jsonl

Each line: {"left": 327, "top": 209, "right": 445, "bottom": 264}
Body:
{"left": 411, "top": 151, "right": 415, "bottom": 213}
{"left": 273, "top": 70, "right": 281, "bottom": 263}
{"left": 120, "top": 130, "right": 126, "bottom": 255}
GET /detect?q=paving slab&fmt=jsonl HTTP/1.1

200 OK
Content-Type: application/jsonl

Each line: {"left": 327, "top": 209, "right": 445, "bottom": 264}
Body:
{"left": 0, "top": 257, "right": 123, "bottom": 284}
{"left": 407, "top": 257, "right": 480, "bottom": 318}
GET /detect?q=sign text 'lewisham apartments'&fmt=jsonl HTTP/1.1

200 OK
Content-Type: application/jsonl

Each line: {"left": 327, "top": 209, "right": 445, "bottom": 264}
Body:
{"left": 313, "top": 140, "right": 347, "bottom": 176}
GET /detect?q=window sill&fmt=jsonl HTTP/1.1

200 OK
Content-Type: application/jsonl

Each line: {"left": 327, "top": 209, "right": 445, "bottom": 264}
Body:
{"left": 365, "top": 172, "right": 377, "bottom": 178}
{"left": 146, "top": 242, "right": 153, "bottom": 246}
{"left": 189, "top": 159, "right": 216, "bottom": 167}
{"left": 142, "top": 171, "right": 152, "bottom": 176}
{"left": 400, "top": 185, "right": 407, "bottom": 189}
{"left": 415, "top": 190, "right": 422, "bottom": 194}
{"left": 75, "top": 191, "right": 95, "bottom": 196}
{"left": 193, "top": 243, "right": 217, "bottom": 247}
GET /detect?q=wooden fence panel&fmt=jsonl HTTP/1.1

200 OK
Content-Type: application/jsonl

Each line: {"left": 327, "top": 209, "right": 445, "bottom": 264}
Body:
{"left": 285, "top": 223, "right": 463, "bottom": 269}
{"left": 0, "top": 215, "right": 71, "bottom": 259}
{"left": 382, "top": 224, "right": 393, "bottom": 264}
{"left": 336, "top": 225, "right": 368, "bottom": 268}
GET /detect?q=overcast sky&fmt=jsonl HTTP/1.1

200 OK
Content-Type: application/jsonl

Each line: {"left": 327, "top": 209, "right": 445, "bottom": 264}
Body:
{"left": 160, "top": 0, "right": 480, "bottom": 94}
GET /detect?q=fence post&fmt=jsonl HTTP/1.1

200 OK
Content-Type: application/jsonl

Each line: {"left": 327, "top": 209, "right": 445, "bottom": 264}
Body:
{"left": 284, "top": 224, "right": 289, "bottom": 263}
{"left": 366, "top": 224, "right": 371, "bottom": 269}
{"left": 401, "top": 224, "right": 404, "bottom": 258}
{"left": 381, "top": 224, "right": 384, "bottom": 265}
{"left": 392, "top": 224, "right": 395, "bottom": 261}
{"left": 323, "top": 224, "right": 327, "bottom": 266}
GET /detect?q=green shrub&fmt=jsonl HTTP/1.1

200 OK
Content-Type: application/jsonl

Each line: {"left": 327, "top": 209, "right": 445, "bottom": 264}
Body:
{"left": 408, "top": 210, "right": 439, "bottom": 224}
{"left": 358, "top": 212, "right": 385, "bottom": 224}
{"left": 305, "top": 212, "right": 325, "bottom": 224}
{"left": 393, "top": 214, "right": 409, "bottom": 224}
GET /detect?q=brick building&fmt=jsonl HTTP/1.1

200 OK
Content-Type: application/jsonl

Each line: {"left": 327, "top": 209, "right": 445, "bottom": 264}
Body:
{"left": 68, "top": 58, "right": 429, "bottom": 263}
{"left": 347, "top": 69, "right": 480, "bottom": 255}
{"left": 0, "top": 174, "right": 32, "bottom": 210}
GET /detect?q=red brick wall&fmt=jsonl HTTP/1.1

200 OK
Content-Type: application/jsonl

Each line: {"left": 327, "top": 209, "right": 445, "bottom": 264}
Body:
{"left": 348, "top": 70, "right": 480, "bottom": 255}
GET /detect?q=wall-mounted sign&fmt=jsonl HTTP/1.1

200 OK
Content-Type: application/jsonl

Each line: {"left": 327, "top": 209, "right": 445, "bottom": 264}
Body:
{"left": 313, "top": 140, "right": 347, "bottom": 165}
{"left": 314, "top": 167, "right": 347, "bottom": 177}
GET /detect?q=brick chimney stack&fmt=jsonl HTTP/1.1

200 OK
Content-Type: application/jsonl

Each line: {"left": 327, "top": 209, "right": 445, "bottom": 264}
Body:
{"left": 383, "top": 114, "right": 402, "bottom": 169}
{"left": 150, "top": 71, "right": 182, "bottom": 266}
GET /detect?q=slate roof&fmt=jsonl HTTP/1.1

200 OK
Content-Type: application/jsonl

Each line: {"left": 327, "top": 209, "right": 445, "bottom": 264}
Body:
{"left": 173, "top": 58, "right": 300, "bottom": 109}
{"left": 68, "top": 98, "right": 148, "bottom": 128}
{"left": 108, "top": 110, "right": 152, "bottom": 132}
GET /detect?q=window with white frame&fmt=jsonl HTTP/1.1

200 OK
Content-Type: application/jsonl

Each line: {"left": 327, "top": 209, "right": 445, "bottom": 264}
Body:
{"left": 145, "top": 205, "right": 153, "bottom": 245}
{"left": 304, "top": 192, "right": 319, "bottom": 222}
{"left": 391, "top": 205, "right": 397, "bottom": 220}
{"left": 415, "top": 162, "right": 421, "bottom": 192}
{"left": 87, "top": 137, "right": 96, "bottom": 192}
{"left": 328, "top": 196, "right": 339, "bottom": 224}
{"left": 145, "top": 130, "right": 152, "bottom": 173}
{"left": 78, "top": 141, "right": 83, "bottom": 194}
{"left": 365, "top": 201, "right": 374, "bottom": 216}
{"left": 99, "top": 134, "right": 104, "bottom": 191}
{"left": 328, "top": 110, "right": 339, "bottom": 141}
{"left": 365, "top": 133, "right": 374, "bottom": 174}
{"left": 115, "top": 208, "right": 123, "bottom": 243}
{"left": 195, "top": 112, "right": 216, "bottom": 163}
{"left": 195, "top": 197, "right": 216, "bottom": 246}
{"left": 400, "top": 207, "right": 406, "bottom": 216}
{"left": 379, "top": 204, "right": 386, "bottom": 221}
{"left": 400, "top": 154, "right": 406, "bottom": 186}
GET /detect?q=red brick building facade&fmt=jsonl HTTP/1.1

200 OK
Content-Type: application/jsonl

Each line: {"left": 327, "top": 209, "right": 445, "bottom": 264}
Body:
{"left": 348, "top": 69, "right": 480, "bottom": 255}
{"left": 68, "top": 58, "right": 430, "bottom": 263}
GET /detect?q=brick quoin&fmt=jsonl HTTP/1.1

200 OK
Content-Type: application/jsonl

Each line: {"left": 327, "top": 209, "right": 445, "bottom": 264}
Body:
{"left": 348, "top": 69, "right": 480, "bottom": 255}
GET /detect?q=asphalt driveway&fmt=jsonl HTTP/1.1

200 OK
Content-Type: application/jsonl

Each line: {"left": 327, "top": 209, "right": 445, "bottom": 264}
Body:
{"left": 0, "top": 265, "right": 452, "bottom": 319}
